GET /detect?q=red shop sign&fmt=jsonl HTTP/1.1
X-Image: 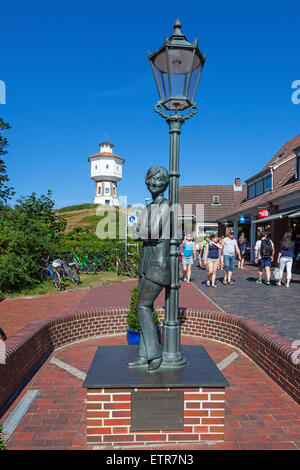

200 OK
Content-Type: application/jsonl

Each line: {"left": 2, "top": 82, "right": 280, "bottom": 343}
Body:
{"left": 259, "top": 208, "right": 269, "bottom": 218}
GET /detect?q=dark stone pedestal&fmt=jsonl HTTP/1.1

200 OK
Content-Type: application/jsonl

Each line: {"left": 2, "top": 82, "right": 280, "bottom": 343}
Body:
{"left": 83, "top": 345, "right": 229, "bottom": 446}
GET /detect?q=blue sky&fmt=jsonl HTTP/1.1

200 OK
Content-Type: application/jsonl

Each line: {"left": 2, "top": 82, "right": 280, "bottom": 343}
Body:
{"left": 1, "top": 0, "right": 300, "bottom": 208}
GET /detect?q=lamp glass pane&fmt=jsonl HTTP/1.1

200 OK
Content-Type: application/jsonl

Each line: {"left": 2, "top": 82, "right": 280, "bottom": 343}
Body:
{"left": 167, "top": 48, "right": 194, "bottom": 74}
{"left": 152, "top": 62, "right": 169, "bottom": 101}
{"left": 188, "top": 65, "right": 201, "bottom": 100}
{"left": 170, "top": 71, "right": 189, "bottom": 98}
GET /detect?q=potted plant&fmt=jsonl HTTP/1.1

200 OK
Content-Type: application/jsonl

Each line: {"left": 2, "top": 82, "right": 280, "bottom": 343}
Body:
{"left": 126, "top": 285, "right": 161, "bottom": 345}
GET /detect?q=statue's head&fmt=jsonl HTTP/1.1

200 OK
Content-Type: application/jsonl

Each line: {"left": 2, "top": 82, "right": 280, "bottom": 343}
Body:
{"left": 145, "top": 166, "right": 169, "bottom": 197}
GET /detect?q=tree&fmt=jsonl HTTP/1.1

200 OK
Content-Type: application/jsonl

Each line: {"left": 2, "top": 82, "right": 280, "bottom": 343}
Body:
{"left": 0, "top": 191, "right": 67, "bottom": 293}
{"left": 14, "top": 190, "right": 66, "bottom": 235}
{"left": 0, "top": 118, "right": 14, "bottom": 204}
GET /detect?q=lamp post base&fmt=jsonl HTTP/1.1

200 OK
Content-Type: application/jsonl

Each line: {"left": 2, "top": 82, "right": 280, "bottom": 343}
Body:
{"left": 162, "top": 322, "right": 188, "bottom": 368}
{"left": 162, "top": 351, "right": 188, "bottom": 368}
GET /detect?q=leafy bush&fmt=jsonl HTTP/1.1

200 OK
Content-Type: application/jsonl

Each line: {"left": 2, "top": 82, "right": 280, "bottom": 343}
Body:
{"left": 127, "top": 285, "right": 159, "bottom": 331}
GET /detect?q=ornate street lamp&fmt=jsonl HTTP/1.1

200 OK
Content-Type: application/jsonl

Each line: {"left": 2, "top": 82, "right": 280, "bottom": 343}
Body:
{"left": 148, "top": 19, "right": 206, "bottom": 367}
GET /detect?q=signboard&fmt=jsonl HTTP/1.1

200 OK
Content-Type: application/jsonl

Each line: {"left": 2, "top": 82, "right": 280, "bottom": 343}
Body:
{"left": 240, "top": 216, "right": 251, "bottom": 224}
{"left": 258, "top": 209, "right": 269, "bottom": 218}
{"left": 131, "top": 391, "right": 184, "bottom": 431}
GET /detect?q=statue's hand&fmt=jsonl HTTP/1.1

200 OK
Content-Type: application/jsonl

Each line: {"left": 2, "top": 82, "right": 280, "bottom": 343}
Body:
{"left": 132, "top": 224, "right": 143, "bottom": 241}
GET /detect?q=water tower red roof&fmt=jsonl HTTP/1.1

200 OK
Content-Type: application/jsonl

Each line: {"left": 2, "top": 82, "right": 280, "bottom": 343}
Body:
{"left": 88, "top": 152, "right": 125, "bottom": 162}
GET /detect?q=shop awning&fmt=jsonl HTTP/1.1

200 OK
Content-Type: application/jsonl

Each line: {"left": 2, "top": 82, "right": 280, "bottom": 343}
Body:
{"left": 252, "top": 208, "right": 300, "bottom": 224}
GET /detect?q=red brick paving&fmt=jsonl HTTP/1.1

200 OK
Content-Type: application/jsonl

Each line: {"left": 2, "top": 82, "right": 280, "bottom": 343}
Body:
{"left": 2, "top": 335, "right": 300, "bottom": 450}
{"left": 0, "top": 279, "right": 219, "bottom": 338}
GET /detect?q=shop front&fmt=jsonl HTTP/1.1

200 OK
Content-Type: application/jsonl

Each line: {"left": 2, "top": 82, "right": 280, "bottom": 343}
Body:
{"left": 252, "top": 206, "right": 300, "bottom": 269}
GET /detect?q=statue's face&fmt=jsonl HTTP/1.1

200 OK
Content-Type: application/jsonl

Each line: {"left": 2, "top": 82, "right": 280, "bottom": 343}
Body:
{"left": 146, "top": 172, "right": 168, "bottom": 196}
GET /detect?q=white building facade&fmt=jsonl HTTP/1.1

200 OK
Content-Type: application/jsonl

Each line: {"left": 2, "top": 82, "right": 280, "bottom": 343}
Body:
{"left": 88, "top": 141, "right": 125, "bottom": 206}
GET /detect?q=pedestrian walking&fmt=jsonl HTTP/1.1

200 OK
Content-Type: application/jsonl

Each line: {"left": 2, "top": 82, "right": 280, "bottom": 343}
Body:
{"left": 219, "top": 235, "right": 225, "bottom": 269}
{"left": 222, "top": 230, "right": 241, "bottom": 285}
{"left": 195, "top": 240, "right": 202, "bottom": 269}
{"left": 254, "top": 232, "right": 275, "bottom": 286}
{"left": 276, "top": 231, "right": 295, "bottom": 287}
{"left": 200, "top": 234, "right": 210, "bottom": 270}
{"left": 180, "top": 234, "right": 196, "bottom": 284}
{"left": 204, "top": 234, "right": 222, "bottom": 288}
{"left": 237, "top": 232, "right": 248, "bottom": 269}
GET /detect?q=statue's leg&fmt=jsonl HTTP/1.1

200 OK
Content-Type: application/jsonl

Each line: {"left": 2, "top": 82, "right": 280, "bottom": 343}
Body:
{"left": 137, "top": 277, "right": 163, "bottom": 361}
{"left": 127, "top": 276, "right": 151, "bottom": 368}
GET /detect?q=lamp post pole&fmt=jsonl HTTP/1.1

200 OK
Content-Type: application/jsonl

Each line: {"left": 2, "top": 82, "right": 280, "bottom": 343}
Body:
{"left": 163, "top": 114, "right": 186, "bottom": 366}
{"left": 148, "top": 19, "right": 205, "bottom": 368}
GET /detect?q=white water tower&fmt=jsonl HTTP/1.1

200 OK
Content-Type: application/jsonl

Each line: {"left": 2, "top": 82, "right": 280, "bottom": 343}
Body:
{"left": 88, "top": 141, "right": 125, "bottom": 206}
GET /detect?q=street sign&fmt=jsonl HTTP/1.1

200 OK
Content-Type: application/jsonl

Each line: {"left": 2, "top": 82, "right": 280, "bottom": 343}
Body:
{"left": 128, "top": 215, "right": 136, "bottom": 225}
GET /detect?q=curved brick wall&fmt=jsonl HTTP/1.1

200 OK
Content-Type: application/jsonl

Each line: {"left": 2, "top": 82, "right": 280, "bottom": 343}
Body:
{"left": 1, "top": 306, "right": 299, "bottom": 414}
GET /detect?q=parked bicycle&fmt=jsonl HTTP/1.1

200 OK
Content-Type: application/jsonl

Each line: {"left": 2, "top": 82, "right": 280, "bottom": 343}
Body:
{"left": 40, "top": 257, "right": 63, "bottom": 291}
{"left": 115, "top": 249, "right": 138, "bottom": 278}
{"left": 57, "top": 257, "right": 80, "bottom": 285}
{"left": 73, "top": 248, "right": 97, "bottom": 275}
{"left": 84, "top": 248, "right": 108, "bottom": 272}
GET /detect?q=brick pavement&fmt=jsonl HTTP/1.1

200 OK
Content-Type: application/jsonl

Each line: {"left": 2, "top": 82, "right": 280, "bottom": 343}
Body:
{"left": 191, "top": 262, "right": 300, "bottom": 342}
{"left": 0, "top": 279, "right": 219, "bottom": 338}
{"left": 2, "top": 334, "right": 300, "bottom": 450}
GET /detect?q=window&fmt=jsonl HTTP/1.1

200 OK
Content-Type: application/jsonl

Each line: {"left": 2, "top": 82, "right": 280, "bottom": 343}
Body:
{"left": 212, "top": 196, "right": 220, "bottom": 205}
{"left": 264, "top": 175, "right": 272, "bottom": 191}
{"left": 294, "top": 147, "right": 300, "bottom": 181}
{"left": 95, "top": 165, "right": 97, "bottom": 170}
{"left": 256, "top": 179, "right": 263, "bottom": 196}
{"left": 106, "top": 164, "right": 109, "bottom": 169}
{"left": 247, "top": 173, "right": 272, "bottom": 200}
{"left": 297, "top": 156, "right": 300, "bottom": 181}
{"left": 98, "top": 186, "right": 102, "bottom": 195}
{"left": 248, "top": 184, "right": 255, "bottom": 199}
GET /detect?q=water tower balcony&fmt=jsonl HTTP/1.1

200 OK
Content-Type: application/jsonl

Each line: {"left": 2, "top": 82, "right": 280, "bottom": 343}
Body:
{"left": 91, "top": 169, "right": 122, "bottom": 182}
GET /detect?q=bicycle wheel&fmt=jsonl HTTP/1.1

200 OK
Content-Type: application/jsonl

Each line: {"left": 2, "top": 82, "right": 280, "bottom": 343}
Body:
{"left": 40, "top": 268, "right": 50, "bottom": 283}
{"left": 52, "top": 270, "right": 63, "bottom": 291}
{"left": 117, "top": 258, "right": 127, "bottom": 276}
{"left": 69, "top": 267, "right": 80, "bottom": 284}
{"left": 125, "top": 260, "right": 138, "bottom": 278}
{"left": 84, "top": 261, "right": 97, "bottom": 275}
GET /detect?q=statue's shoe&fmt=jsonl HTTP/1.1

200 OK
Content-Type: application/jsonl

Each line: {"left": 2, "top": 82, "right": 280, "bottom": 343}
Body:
{"left": 127, "top": 357, "right": 148, "bottom": 368}
{"left": 148, "top": 357, "right": 162, "bottom": 372}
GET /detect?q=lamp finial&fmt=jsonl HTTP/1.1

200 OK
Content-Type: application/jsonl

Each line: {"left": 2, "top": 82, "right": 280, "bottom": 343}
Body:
{"left": 173, "top": 19, "right": 183, "bottom": 36}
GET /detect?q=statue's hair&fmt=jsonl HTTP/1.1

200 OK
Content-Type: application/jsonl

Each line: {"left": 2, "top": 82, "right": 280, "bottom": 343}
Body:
{"left": 145, "top": 166, "right": 169, "bottom": 188}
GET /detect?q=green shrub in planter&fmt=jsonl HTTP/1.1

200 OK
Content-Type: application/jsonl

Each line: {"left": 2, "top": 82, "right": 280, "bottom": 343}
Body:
{"left": 127, "top": 286, "right": 159, "bottom": 331}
